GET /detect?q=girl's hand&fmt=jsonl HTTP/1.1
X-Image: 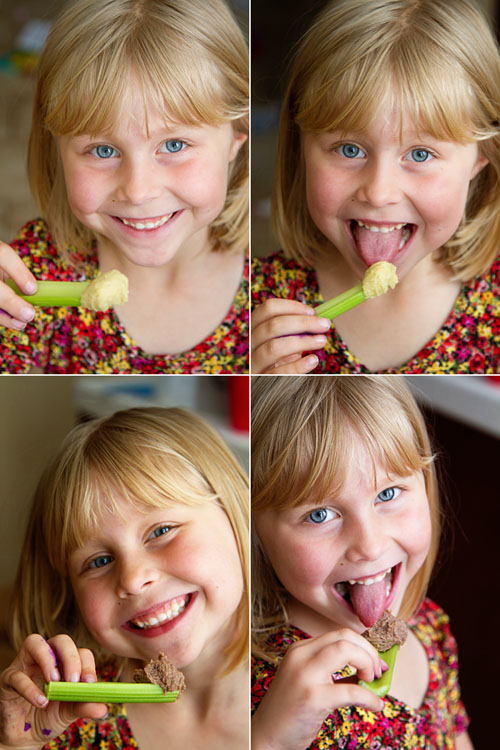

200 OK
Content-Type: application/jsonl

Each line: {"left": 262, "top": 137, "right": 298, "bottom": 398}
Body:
{"left": 0, "top": 242, "right": 38, "bottom": 331}
{"left": 251, "top": 298, "right": 330, "bottom": 373}
{"left": 0, "top": 634, "right": 107, "bottom": 749}
{"left": 252, "top": 629, "right": 386, "bottom": 750}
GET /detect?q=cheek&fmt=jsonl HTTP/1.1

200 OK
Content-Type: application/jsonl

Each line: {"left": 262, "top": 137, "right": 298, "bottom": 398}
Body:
{"left": 270, "top": 537, "right": 331, "bottom": 590}
{"left": 419, "top": 169, "right": 471, "bottom": 235}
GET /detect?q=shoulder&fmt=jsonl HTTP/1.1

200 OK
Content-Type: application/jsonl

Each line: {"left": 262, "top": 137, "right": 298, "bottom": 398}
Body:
{"left": 409, "top": 598, "right": 459, "bottom": 657}
{"left": 251, "top": 249, "right": 319, "bottom": 305}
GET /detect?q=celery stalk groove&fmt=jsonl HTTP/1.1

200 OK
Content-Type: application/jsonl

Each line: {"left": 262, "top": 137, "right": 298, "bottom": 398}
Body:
{"left": 44, "top": 682, "right": 179, "bottom": 703}
{"left": 5, "top": 280, "right": 91, "bottom": 308}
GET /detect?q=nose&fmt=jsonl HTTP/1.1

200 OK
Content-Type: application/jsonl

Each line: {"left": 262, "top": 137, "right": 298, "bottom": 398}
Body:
{"left": 115, "top": 553, "right": 160, "bottom": 599}
{"left": 354, "top": 156, "right": 402, "bottom": 208}
{"left": 344, "top": 513, "right": 387, "bottom": 563}
{"left": 115, "top": 154, "right": 164, "bottom": 206}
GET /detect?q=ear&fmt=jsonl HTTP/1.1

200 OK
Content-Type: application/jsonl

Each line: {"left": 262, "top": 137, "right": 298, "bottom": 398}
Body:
{"left": 229, "top": 130, "right": 247, "bottom": 162}
{"left": 471, "top": 152, "right": 489, "bottom": 179}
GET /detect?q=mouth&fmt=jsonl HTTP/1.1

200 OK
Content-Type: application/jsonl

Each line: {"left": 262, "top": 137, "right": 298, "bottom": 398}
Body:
{"left": 333, "top": 563, "right": 401, "bottom": 627}
{"left": 114, "top": 211, "right": 180, "bottom": 232}
{"left": 348, "top": 220, "right": 416, "bottom": 266}
{"left": 122, "top": 593, "right": 194, "bottom": 637}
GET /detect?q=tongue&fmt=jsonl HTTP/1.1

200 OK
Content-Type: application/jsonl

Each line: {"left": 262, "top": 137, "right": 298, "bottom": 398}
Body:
{"left": 354, "top": 224, "right": 404, "bottom": 266}
{"left": 349, "top": 578, "right": 388, "bottom": 627}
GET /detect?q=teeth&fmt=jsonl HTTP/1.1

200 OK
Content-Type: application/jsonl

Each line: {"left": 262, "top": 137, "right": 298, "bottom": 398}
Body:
{"left": 398, "top": 226, "right": 411, "bottom": 250}
{"left": 347, "top": 567, "right": 392, "bottom": 587}
{"left": 356, "top": 220, "right": 405, "bottom": 233}
{"left": 121, "top": 213, "right": 173, "bottom": 230}
{"left": 130, "top": 596, "right": 188, "bottom": 630}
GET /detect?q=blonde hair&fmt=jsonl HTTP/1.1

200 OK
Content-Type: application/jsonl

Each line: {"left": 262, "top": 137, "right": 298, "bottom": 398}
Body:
{"left": 273, "top": 0, "right": 500, "bottom": 281}
{"left": 9, "top": 407, "right": 249, "bottom": 676}
{"left": 251, "top": 375, "right": 440, "bottom": 660}
{"left": 29, "top": 0, "right": 248, "bottom": 261}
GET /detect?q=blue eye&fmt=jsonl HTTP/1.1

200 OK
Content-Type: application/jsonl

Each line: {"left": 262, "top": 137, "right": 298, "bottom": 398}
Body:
{"left": 307, "top": 508, "right": 335, "bottom": 524}
{"left": 339, "top": 144, "right": 365, "bottom": 159}
{"left": 93, "top": 145, "right": 117, "bottom": 159}
{"left": 90, "top": 555, "right": 113, "bottom": 569}
{"left": 151, "top": 525, "right": 171, "bottom": 538}
{"left": 407, "top": 148, "right": 432, "bottom": 163}
{"left": 162, "top": 140, "right": 185, "bottom": 153}
{"left": 376, "top": 487, "right": 401, "bottom": 503}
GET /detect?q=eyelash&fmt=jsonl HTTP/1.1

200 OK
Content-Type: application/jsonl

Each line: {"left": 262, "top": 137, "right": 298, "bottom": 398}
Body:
{"left": 85, "top": 525, "right": 173, "bottom": 570}
{"left": 304, "top": 486, "right": 403, "bottom": 525}
{"left": 334, "top": 143, "right": 435, "bottom": 163}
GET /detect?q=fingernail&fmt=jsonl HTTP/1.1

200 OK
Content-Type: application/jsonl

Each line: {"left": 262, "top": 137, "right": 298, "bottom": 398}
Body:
{"left": 381, "top": 660, "right": 389, "bottom": 673}
{"left": 24, "top": 281, "right": 37, "bottom": 294}
{"left": 312, "top": 335, "right": 327, "bottom": 346}
{"left": 84, "top": 674, "right": 97, "bottom": 683}
{"left": 37, "top": 694, "right": 49, "bottom": 707}
{"left": 21, "top": 306, "right": 35, "bottom": 322}
{"left": 69, "top": 673, "right": 80, "bottom": 683}
{"left": 317, "top": 317, "right": 331, "bottom": 330}
{"left": 306, "top": 355, "right": 319, "bottom": 368}
{"left": 51, "top": 668, "right": 60, "bottom": 682}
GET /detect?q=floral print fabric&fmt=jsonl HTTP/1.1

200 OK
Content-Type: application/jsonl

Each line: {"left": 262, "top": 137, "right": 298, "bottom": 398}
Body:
{"left": 252, "top": 599, "right": 469, "bottom": 750}
{"left": 251, "top": 250, "right": 500, "bottom": 373}
{"left": 0, "top": 219, "right": 249, "bottom": 373}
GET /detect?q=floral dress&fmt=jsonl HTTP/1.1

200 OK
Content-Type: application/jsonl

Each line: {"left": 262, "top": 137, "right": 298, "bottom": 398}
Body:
{"left": 252, "top": 599, "right": 469, "bottom": 750}
{"left": 251, "top": 250, "right": 500, "bottom": 373}
{"left": 0, "top": 219, "right": 249, "bottom": 373}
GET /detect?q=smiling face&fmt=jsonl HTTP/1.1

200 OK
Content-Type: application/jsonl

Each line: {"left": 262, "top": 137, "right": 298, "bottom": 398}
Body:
{"left": 253, "top": 437, "right": 432, "bottom": 636}
{"left": 68, "top": 494, "right": 244, "bottom": 670}
{"left": 303, "top": 101, "right": 488, "bottom": 281}
{"left": 58, "top": 85, "right": 246, "bottom": 270}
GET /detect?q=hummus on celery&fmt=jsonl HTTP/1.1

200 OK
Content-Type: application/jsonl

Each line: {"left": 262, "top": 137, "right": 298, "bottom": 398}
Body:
{"left": 362, "top": 261, "right": 398, "bottom": 299}
{"left": 80, "top": 269, "right": 128, "bottom": 311}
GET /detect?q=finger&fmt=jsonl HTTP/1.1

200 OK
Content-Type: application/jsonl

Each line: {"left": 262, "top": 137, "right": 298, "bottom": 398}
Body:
{"left": 322, "top": 683, "right": 385, "bottom": 713}
{"left": 251, "top": 298, "right": 317, "bottom": 327}
{"left": 264, "top": 354, "right": 319, "bottom": 374}
{"left": 253, "top": 334, "right": 327, "bottom": 373}
{"left": 2, "top": 667, "right": 49, "bottom": 709}
{"left": 18, "top": 634, "right": 61, "bottom": 684}
{"left": 252, "top": 313, "right": 330, "bottom": 348}
{"left": 60, "top": 701, "right": 108, "bottom": 724}
{"left": 48, "top": 635, "right": 85, "bottom": 683}
{"left": 78, "top": 648, "right": 98, "bottom": 684}
{"left": 0, "top": 242, "right": 38, "bottom": 294}
{"left": 0, "top": 288, "right": 36, "bottom": 327}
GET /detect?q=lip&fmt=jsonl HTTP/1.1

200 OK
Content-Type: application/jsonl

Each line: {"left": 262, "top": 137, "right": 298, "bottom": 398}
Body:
{"left": 345, "top": 219, "right": 417, "bottom": 268}
{"left": 331, "top": 563, "right": 402, "bottom": 620}
{"left": 121, "top": 592, "right": 196, "bottom": 638}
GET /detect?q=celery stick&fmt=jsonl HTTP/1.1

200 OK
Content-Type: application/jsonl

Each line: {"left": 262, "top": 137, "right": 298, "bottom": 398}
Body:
{"left": 314, "top": 284, "right": 365, "bottom": 319}
{"left": 358, "top": 643, "right": 399, "bottom": 698}
{"left": 44, "top": 682, "right": 179, "bottom": 703}
{"left": 5, "top": 279, "right": 91, "bottom": 307}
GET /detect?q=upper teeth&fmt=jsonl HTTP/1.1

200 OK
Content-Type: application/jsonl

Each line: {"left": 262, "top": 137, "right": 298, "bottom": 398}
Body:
{"left": 347, "top": 567, "right": 392, "bottom": 586}
{"left": 121, "top": 213, "right": 173, "bottom": 230}
{"left": 131, "top": 595, "right": 188, "bottom": 629}
{"left": 355, "top": 220, "right": 404, "bottom": 233}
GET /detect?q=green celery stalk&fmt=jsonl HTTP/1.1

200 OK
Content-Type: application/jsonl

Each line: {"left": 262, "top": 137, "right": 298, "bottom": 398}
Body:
{"left": 5, "top": 279, "right": 91, "bottom": 307}
{"left": 44, "top": 681, "right": 179, "bottom": 703}
{"left": 358, "top": 643, "right": 399, "bottom": 698}
{"left": 314, "top": 284, "right": 366, "bottom": 320}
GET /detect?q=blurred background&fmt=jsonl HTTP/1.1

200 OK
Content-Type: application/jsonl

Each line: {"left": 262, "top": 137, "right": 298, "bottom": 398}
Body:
{"left": 0, "top": 0, "right": 248, "bottom": 245}
{"left": 252, "top": 0, "right": 499, "bottom": 258}
{"left": 0, "top": 374, "right": 249, "bottom": 670}
{"left": 406, "top": 375, "right": 500, "bottom": 749}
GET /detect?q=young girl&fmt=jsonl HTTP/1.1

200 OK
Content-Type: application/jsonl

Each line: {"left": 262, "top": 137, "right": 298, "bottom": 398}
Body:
{"left": 251, "top": 0, "right": 500, "bottom": 374}
{"left": 0, "top": 0, "right": 248, "bottom": 373}
{"left": 0, "top": 406, "right": 249, "bottom": 749}
{"left": 251, "top": 375, "right": 473, "bottom": 749}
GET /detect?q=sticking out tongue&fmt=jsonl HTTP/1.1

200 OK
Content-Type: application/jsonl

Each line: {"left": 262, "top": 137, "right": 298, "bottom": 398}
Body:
{"left": 354, "top": 224, "right": 405, "bottom": 267}
{"left": 348, "top": 578, "right": 388, "bottom": 627}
